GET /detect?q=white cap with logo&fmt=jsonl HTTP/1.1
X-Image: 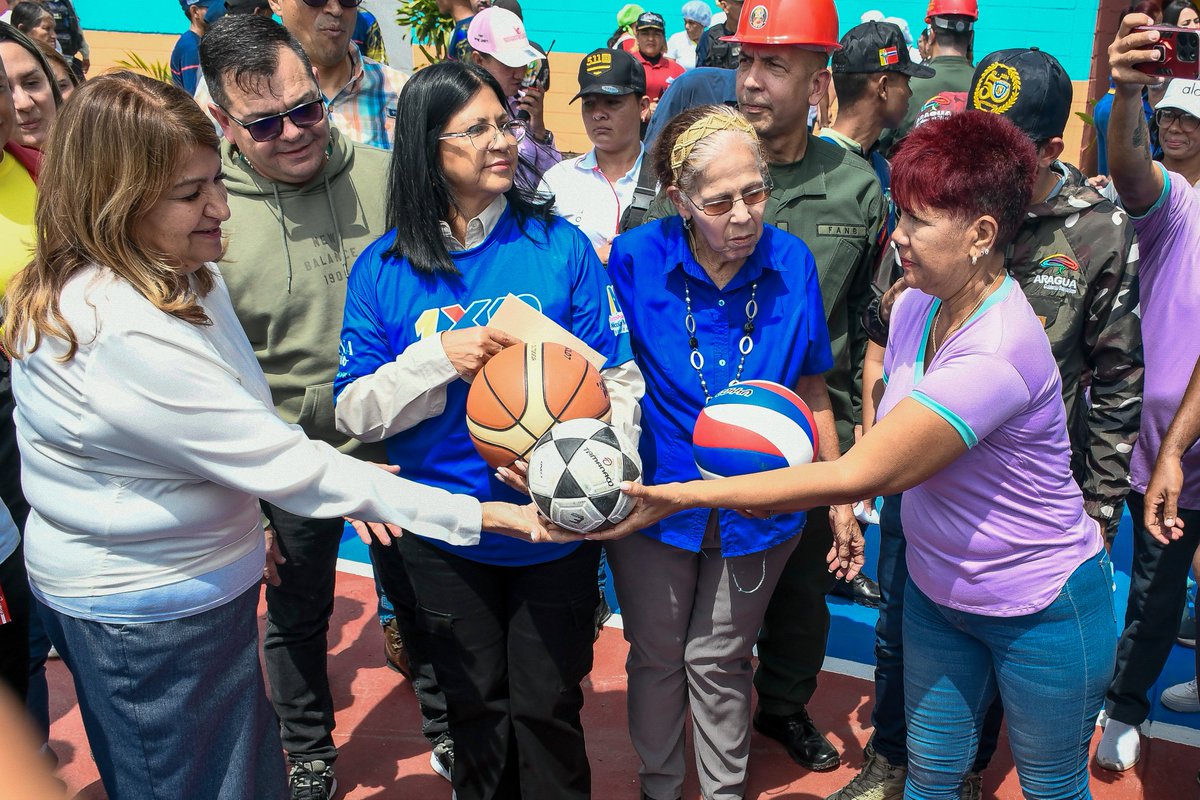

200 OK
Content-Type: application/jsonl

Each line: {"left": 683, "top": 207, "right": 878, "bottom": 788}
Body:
{"left": 1156, "top": 78, "right": 1200, "bottom": 117}
{"left": 467, "top": 7, "right": 544, "bottom": 69}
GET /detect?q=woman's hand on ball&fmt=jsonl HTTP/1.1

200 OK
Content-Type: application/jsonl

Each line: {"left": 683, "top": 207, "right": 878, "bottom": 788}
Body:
{"left": 495, "top": 460, "right": 530, "bottom": 495}
{"left": 441, "top": 327, "right": 521, "bottom": 380}
{"left": 482, "top": 501, "right": 556, "bottom": 542}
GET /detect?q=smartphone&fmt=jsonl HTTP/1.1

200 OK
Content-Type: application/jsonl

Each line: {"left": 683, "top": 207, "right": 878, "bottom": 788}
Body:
{"left": 1135, "top": 25, "right": 1200, "bottom": 79}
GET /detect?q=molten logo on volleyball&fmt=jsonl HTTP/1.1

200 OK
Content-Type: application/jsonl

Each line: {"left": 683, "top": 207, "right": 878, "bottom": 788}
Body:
{"left": 692, "top": 380, "right": 819, "bottom": 480}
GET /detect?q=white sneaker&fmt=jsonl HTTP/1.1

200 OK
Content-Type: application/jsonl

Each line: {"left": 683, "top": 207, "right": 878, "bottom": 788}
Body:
{"left": 1096, "top": 719, "right": 1141, "bottom": 771}
{"left": 1162, "top": 678, "right": 1200, "bottom": 713}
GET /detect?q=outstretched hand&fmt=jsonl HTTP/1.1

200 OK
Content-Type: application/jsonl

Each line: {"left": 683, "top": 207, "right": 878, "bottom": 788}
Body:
{"left": 346, "top": 463, "right": 405, "bottom": 546}
{"left": 541, "top": 481, "right": 691, "bottom": 542}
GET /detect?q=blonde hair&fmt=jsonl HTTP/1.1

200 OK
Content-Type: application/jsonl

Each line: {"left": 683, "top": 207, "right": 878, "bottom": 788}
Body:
{"left": 652, "top": 104, "right": 767, "bottom": 195}
{"left": 3, "top": 72, "right": 220, "bottom": 361}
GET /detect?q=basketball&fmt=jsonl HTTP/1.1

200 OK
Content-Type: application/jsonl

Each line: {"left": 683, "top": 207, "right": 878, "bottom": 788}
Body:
{"left": 466, "top": 342, "right": 612, "bottom": 469}
{"left": 527, "top": 418, "right": 642, "bottom": 533}
{"left": 692, "top": 380, "right": 819, "bottom": 480}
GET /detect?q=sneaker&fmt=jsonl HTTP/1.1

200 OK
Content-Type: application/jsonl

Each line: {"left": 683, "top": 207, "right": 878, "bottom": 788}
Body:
{"left": 825, "top": 745, "right": 905, "bottom": 800}
{"left": 1095, "top": 719, "right": 1141, "bottom": 771}
{"left": 382, "top": 618, "right": 413, "bottom": 679}
{"left": 959, "top": 771, "right": 982, "bottom": 800}
{"left": 1162, "top": 678, "right": 1200, "bottom": 713}
{"left": 1180, "top": 614, "right": 1197, "bottom": 648}
{"left": 430, "top": 736, "right": 454, "bottom": 782}
{"left": 289, "top": 760, "right": 337, "bottom": 800}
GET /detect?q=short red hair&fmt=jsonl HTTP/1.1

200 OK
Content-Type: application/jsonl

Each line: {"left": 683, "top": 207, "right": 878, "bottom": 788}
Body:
{"left": 890, "top": 110, "right": 1038, "bottom": 246}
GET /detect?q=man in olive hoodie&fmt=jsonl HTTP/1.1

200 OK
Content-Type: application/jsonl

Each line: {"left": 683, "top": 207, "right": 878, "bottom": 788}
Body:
{"left": 200, "top": 16, "right": 447, "bottom": 800}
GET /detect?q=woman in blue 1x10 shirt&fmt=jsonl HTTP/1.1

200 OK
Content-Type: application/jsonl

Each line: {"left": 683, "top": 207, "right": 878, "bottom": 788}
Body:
{"left": 605, "top": 104, "right": 841, "bottom": 800}
{"left": 332, "top": 61, "right": 644, "bottom": 800}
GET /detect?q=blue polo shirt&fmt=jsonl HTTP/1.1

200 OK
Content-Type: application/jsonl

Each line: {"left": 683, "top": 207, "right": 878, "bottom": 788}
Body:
{"left": 609, "top": 217, "right": 833, "bottom": 557}
{"left": 335, "top": 207, "right": 632, "bottom": 566}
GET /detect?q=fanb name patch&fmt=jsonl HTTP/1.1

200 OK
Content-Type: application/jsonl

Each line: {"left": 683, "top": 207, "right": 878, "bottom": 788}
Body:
{"left": 817, "top": 224, "right": 867, "bottom": 237}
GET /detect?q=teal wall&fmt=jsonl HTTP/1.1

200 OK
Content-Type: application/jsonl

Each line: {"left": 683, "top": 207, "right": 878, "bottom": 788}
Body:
{"left": 76, "top": 0, "right": 1100, "bottom": 80}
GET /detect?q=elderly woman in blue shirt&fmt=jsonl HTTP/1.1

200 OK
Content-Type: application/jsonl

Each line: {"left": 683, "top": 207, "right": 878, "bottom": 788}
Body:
{"left": 605, "top": 104, "right": 840, "bottom": 800}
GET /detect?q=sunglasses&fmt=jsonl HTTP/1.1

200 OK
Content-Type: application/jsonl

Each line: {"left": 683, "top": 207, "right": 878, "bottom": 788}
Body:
{"left": 684, "top": 184, "right": 771, "bottom": 217}
{"left": 221, "top": 98, "right": 326, "bottom": 142}
{"left": 301, "top": 0, "right": 363, "bottom": 7}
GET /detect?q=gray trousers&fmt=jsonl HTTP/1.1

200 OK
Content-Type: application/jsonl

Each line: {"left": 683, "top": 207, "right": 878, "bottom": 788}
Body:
{"left": 607, "top": 524, "right": 801, "bottom": 800}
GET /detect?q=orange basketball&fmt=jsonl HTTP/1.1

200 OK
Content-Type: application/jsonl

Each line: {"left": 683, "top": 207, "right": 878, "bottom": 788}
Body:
{"left": 466, "top": 342, "right": 612, "bottom": 468}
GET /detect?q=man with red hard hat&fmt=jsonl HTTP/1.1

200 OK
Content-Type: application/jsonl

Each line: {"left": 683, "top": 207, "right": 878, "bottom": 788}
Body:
{"left": 692, "top": 0, "right": 887, "bottom": 774}
{"left": 880, "top": 0, "right": 977, "bottom": 152}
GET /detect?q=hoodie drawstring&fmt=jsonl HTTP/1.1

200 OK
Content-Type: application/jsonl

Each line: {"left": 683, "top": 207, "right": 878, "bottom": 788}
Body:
{"left": 324, "top": 174, "right": 349, "bottom": 276}
{"left": 271, "top": 182, "right": 294, "bottom": 294}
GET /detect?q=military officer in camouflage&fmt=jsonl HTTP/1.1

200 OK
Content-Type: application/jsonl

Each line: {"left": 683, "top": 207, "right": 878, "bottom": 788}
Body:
{"left": 838, "top": 48, "right": 1142, "bottom": 800}
{"left": 647, "top": 0, "right": 886, "bottom": 772}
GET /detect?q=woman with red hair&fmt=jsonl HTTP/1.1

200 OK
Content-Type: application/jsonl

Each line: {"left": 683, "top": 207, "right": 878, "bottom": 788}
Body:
{"left": 606, "top": 111, "right": 1115, "bottom": 799}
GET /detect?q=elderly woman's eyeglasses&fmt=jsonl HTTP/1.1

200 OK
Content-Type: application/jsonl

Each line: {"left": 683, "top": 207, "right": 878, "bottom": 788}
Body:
{"left": 438, "top": 120, "right": 529, "bottom": 150}
{"left": 220, "top": 98, "right": 326, "bottom": 143}
{"left": 683, "top": 184, "right": 771, "bottom": 217}
{"left": 1156, "top": 108, "right": 1200, "bottom": 134}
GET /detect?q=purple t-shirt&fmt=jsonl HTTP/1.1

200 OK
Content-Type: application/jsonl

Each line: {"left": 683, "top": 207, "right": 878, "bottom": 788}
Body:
{"left": 1129, "top": 167, "right": 1200, "bottom": 509}
{"left": 878, "top": 277, "right": 1103, "bottom": 616}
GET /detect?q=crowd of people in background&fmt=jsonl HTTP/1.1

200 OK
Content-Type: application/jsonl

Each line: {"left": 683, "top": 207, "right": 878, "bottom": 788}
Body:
{"left": 2, "top": 0, "right": 1200, "bottom": 799}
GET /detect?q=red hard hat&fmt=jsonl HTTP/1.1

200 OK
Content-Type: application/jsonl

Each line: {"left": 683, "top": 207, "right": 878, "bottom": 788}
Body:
{"left": 925, "top": 0, "right": 979, "bottom": 23}
{"left": 721, "top": 0, "right": 842, "bottom": 50}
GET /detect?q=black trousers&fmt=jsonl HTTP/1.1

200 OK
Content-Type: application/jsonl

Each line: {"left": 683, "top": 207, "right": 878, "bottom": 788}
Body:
{"left": 385, "top": 534, "right": 601, "bottom": 800}
{"left": 753, "top": 508, "right": 834, "bottom": 714}
{"left": 368, "top": 538, "right": 449, "bottom": 744}
{"left": 0, "top": 543, "right": 31, "bottom": 703}
{"left": 1106, "top": 491, "right": 1200, "bottom": 725}
{"left": 260, "top": 504, "right": 344, "bottom": 764}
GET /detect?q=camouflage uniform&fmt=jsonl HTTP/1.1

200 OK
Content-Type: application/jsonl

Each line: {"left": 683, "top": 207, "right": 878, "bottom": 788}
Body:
{"left": 872, "top": 161, "right": 1143, "bottom": 538}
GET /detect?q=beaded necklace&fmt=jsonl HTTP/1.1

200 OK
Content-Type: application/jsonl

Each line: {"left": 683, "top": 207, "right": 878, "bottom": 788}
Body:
{"left": 683, "top": 274, "right": 759, "bottom": 403}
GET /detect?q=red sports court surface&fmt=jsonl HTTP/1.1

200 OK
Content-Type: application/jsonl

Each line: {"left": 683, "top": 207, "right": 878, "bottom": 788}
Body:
{"left": 51, "top": 569, "right": 1194, "bottom": 800}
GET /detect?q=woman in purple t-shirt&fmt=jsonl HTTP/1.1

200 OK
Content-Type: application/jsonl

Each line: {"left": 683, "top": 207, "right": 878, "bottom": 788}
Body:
{"left": 604, "top": 112, "right": 1114, "bottom": 799}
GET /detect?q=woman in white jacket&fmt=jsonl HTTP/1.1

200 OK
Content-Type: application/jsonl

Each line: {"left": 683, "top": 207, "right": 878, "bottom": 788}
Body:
{"left": 1, "top": 72, "right": 550, "bottom": 800}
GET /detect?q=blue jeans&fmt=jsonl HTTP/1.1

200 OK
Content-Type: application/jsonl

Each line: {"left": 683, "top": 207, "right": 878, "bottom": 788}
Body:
{"left": 903, "top": 550, "right": 1116, "bottom": 800}
{"left": 872, "top": 495, "right": 1004, "bottom": 769}
{"left": 40, "top": 585, "right": 287, "bottom": 800}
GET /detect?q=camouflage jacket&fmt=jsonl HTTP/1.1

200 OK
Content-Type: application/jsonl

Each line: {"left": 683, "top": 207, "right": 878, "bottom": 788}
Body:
{"left": 872, "top": 162, "right": 1143, "bottom": 533}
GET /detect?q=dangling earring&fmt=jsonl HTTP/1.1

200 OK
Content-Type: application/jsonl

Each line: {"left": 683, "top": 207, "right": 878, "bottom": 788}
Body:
{"left": 683, "top": 217, "right": 692, "bottom": 232}
{"left": 971, "top": 254, "right": 978, "bottom": 266}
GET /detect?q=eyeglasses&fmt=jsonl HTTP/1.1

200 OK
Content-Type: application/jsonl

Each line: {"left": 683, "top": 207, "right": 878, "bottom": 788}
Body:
{"left": 301, "top": 0, "right": 363, "bottom": 8}
{"left": 437, "top": 120, "right": 528, "bottom": 150}
{"left": 683, "top": 183, "right": 771, "bottom": 216}
{"left": 220, "top": 98, "right": 326, "bottom": 143}
{"left": 1156, "top": 108, "right": 1200, "bottom": 134}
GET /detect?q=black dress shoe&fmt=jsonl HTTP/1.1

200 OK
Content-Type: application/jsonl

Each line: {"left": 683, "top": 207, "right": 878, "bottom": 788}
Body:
{"left": 829, "top": 572, "right": 882, "bottom": 608}
{"left": 753, "top": 707, "right": 839, "bottom": 771}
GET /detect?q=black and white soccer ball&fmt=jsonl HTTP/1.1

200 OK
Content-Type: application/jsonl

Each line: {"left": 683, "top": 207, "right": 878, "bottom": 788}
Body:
{"left": 527, "top": 418, "right": 642, "bottom": 534}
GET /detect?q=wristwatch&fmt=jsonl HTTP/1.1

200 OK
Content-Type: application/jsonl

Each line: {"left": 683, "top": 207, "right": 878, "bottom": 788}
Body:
{"left": 863, "top": 295, "right": 889, "bottom": 348}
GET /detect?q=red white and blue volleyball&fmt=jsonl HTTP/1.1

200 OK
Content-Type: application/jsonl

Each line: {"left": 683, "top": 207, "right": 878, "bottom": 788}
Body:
{"left": 692, "top": 380, "right": 819, "bottom": 480}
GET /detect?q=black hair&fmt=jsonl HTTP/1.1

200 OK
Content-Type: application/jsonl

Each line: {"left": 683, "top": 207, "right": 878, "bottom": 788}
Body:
{"left": 383, "top": 61, "right": 553, "bottom": 275}
{"left": 199, "top": 14, "right": 316, "bottom": 109}
{"left": 607, "top": 28, "right": 626, "bottom": 48}
{"left": 11, "top": 2, "right": 52, "bottom": 32}
{"left": 930, "top": 24, "right": 972, "bottom": 51}
{"left": 831, "top": 72, "right": 876, "bottom": 108}
{"left": 0, "top": 21, "right": 62, "bottom": 108}
{"left": 1164, "top": 0, "right": 1196, "bottom": 24}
